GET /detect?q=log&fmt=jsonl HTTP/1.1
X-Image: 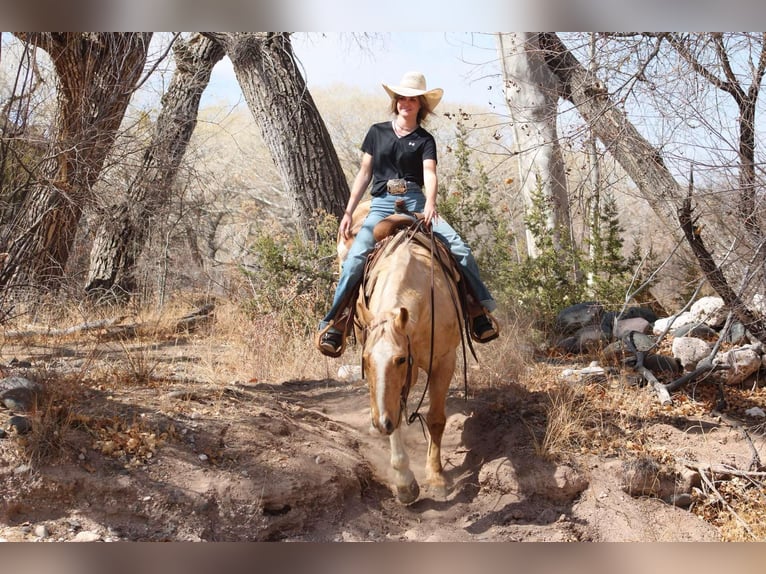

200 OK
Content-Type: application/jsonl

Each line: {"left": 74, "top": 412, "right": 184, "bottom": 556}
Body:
{"left": 2, "top": 317, "right": 125, "bottom": 339}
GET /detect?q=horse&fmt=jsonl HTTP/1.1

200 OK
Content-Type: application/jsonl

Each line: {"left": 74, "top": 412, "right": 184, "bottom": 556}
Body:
{"left": 341, "top": 200, "right": 463, "bottom": 504}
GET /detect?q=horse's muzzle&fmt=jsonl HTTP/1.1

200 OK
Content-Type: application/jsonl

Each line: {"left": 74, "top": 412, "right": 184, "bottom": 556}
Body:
{"left": 375, "top": 414, "right": 396, "bottom": 435}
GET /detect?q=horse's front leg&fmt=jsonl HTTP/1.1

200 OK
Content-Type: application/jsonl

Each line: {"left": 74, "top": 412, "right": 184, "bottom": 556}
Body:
{"left": 424, "top": 360, "right": 453, "bottom": 496}
{"left": 389, "top": 427, "right": 419, "bottom": 504}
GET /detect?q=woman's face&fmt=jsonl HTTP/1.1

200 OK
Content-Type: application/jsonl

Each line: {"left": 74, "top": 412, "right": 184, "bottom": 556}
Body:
{"left": 396, "top": 96, "right": 421, "bottom": 119}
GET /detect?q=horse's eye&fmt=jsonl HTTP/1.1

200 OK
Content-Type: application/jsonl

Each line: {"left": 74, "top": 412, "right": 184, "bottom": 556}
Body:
{"left": 395, "top": 356, "right": 407, "bottom": 366}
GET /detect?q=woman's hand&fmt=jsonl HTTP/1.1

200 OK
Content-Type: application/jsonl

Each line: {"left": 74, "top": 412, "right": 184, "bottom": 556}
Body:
{"left": 423, "top": 200, "right": 438, "bottom": 227}
{"left": 339, "top": 212, "right": 353, "bottom": 240}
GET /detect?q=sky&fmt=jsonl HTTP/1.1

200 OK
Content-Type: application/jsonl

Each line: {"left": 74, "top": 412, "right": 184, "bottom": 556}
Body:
{"left": 200, "top": 32, "right": 507, "bottom": 111}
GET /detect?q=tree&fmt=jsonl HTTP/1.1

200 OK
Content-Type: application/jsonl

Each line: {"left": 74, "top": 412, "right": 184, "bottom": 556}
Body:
{"left": 534, "top": 32, "right": 766, "bottom": 343}
{"left": 496, "top": 32, "right": 572, "bottom": 258}
{"left": 662, "top": 33, "right": 766, "bottom": 239}
{"left": 0, "top": 33, "right": 152, "bottom": 301}
{"left": 202, "top": 33, "right": 349, "bottom": 240}
{"left": 84, "top": 33, "right": 225, "bottom": 303}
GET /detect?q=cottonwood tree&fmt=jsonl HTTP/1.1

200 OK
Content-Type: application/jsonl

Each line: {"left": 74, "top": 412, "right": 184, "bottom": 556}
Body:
{"left": 660, "top": 33, "right": 766, "bottom": 239}
{"left": 531, "top": 32, "right": 766, "bottom": 342}
{"left": 84, "top": 33, "right": 225, "bottom": 303}
{"left": 496, "top": 32, "right": 572, "bottom": 258}
{"left": 202, "top": 32, "right": 349, "bottom": 240}
{"left": 0, "top": 33, "right": 151, "bottom": 302}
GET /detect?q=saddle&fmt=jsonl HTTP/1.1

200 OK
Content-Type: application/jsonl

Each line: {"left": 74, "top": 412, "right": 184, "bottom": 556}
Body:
{"left": 318, "top": 202, "right": 486, "bottom": 356}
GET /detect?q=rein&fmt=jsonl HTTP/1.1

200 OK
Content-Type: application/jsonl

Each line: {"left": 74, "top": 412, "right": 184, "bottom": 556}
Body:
{"left": 397, "top": 218, "right": 473, "bottom": 435}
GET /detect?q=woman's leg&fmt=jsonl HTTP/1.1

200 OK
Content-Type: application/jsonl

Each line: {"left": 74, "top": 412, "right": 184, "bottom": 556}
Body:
{"left": 319, "top": 196, "right": 408, "bottom": 330}
{"left": 431, "top": 218, "right": 497, "bottom": 312}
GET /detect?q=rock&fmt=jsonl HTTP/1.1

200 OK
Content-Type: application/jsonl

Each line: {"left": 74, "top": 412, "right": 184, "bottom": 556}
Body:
{"left": 621, "top": 332, "right": 656, "bottom": 353}
{"left": 549, "top": 464, "right": 589, "bottom": 502}
{"left": 72, "top": 530, "right": 102, "bottom": 542}
{"left": 613, "top": 317, "right": 651, "bottom": 339}
{"left": 620, "top": 457, "right": 676, "bottom": 500}
{"left": 34, "top": 524, "right": 49, "bottom": 538}
{"left": 653, "top": 312, "right": 697, "bottom": 336}
{"left": 672, "top": 337, "right": 713, "bottom": 371}
{"left": 0, "top": 376, "right": 42, "bottom": 412}
{"left": 555, "top": 302, "right": 603, "bottom": 335}
{"left": 745, "top": 407, "right": 766, "bottom": 418}
{"left": 715, "top": 346, "right": 762, "bottom": 385}
{"left": 620, "top": 306, "right": 659, "bottom": 324}
{"left": 690, "top": 296, "right": 727, "bottom": 327}
{"left": 560, "top": 365, "right": 609, "bottom": 385}
{"left": 753, "top": 293, "right": 766, "bottom": 315}
{"left": 727, "top": 322, "right": 748, "bottom": 345}
{"left": 672, "top": 322, "right": 717, "bottom": 340}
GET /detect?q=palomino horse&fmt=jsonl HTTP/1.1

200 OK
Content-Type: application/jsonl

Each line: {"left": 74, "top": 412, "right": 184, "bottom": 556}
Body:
{"left": 342, "top": 200, "right": 462, "bottom": 504}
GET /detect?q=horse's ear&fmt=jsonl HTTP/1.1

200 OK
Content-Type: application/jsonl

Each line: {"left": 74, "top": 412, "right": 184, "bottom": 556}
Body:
{"left": 394, "top": 307, "right": 409, "bottom": 331}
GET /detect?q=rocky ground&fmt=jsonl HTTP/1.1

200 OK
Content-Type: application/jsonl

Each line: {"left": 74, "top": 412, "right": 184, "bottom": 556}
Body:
{"left": 1, "top": 329, "right": 765, "bottom": 542}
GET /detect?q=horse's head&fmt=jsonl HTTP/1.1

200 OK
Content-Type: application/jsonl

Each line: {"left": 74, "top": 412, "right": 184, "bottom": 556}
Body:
{"left": 362, "top": 307, "right": 413, "bottom": 435}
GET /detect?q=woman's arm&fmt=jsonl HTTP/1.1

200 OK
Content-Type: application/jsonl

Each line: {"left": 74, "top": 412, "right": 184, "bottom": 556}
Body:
{"left": 422, "top": 158, "right": 439, "bottom": 226}
{"left": 339, "top": 152, "right": 373, "bottom": 240}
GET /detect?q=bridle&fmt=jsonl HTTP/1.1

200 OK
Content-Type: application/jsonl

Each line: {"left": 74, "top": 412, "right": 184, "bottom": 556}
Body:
{"left": 362, "top": 317, "right": 414, "bottom": 427}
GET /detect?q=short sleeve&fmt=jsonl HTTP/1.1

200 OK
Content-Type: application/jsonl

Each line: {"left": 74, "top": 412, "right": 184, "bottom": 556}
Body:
{"left": 422, "top": 132, "right": 437, "bottom": 163}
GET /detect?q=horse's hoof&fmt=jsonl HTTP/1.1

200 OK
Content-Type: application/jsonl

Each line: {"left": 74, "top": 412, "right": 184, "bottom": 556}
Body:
{"left": 427, "top": 481, "right": 448, "bottom": 498}
{"left": 395, "top": 480, "right": 420, "bottom": 504}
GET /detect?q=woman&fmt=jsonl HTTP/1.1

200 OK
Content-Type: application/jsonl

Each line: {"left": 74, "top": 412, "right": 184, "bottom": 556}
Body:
{"left": 318, "top": 71, "right": 498, "bottom": 357}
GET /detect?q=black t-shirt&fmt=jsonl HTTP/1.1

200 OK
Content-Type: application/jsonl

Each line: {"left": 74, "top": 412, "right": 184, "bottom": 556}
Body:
{"left": 361, "top": 121, "right": 438, "bottom": 196}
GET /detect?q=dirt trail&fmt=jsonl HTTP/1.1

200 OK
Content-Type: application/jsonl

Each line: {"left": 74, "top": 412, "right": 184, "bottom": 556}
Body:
{"left": 0, "top": 339, "right": 750, "bottom": 541}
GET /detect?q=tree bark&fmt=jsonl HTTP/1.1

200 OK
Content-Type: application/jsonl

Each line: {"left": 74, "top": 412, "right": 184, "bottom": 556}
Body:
{"left": 496, "top": 32, "right": 572, "bottom": 258}
{"left": 0, "top": 33, "right": 151, "bottom": 300}
{"left": 84, "top": 33, "right": 225, "bottom": 303}
{"left": 203, "top": 33, "right": 349, "bottom": 240}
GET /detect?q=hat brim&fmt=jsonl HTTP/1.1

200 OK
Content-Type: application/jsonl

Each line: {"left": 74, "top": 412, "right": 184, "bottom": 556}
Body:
{"left": 382, "top": 83, "right": 443, "bottom": 112}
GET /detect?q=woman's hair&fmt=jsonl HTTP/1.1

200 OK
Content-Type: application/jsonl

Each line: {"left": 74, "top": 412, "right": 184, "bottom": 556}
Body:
{"left": 389, "top": 95, "right": 432, "bottom": 124}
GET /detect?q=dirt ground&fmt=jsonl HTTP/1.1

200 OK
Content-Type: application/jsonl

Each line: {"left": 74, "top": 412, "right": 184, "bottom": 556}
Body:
{"left": 1, "top": 330, "right": 764, "bottom": 542}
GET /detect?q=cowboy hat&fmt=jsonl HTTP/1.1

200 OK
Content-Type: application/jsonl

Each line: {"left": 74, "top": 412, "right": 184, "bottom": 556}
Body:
{"left": 382, "top": 71, "right": 443, "bottom": 112}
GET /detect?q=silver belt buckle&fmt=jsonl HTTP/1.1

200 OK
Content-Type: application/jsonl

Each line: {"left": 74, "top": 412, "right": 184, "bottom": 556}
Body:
{"left": 386, "top": 179, "right": 407, "bottom": 195}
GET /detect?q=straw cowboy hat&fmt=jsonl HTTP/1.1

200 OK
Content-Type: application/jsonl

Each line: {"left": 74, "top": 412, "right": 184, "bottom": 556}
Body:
{"left": 382, "top": 71, "right": 443, "bottom": 112}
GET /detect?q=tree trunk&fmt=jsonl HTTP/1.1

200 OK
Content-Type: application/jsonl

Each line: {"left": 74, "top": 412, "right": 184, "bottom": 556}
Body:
{"left": 204, "top": 33, "right": 349, "bottom": 240}
{"left": 496, "top": 32, "right": 572, "bottom": 258}
{"left": 84, "top": 33, "right": 225, "bottom": 303}
{"left": 0, "top": 33, "right": 151, "bottom": 300}
{"left": 536, "top": 32, "right": 683, "bottom": 218}
{"left": 537, "top": 32, "right": 766, "bottom": 343}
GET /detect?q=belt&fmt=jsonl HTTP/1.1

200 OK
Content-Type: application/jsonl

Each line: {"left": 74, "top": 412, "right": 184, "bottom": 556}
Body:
{"left": 386, "top": 179, "right": 421, "bottom": 195}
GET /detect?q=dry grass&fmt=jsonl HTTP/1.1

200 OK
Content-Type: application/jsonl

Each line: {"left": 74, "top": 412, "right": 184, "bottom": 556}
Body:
{"left": 12, "top": 376, "right": 76, "bottom": 465}
{"left": 3, "top": 294, "right": 766, "bottom": 540}
{"left": 533, "top": 383, "right": 590, "bottom": 461}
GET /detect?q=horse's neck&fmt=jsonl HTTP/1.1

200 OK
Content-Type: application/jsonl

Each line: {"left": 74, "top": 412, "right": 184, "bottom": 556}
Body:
{"left": 368, "top": 244, "right": 430, "bottom": 319}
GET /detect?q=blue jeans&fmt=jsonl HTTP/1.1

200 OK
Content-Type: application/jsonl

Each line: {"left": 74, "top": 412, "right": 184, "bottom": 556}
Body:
{"left": 319, "top": 189, "right": 496, "bottom": 332}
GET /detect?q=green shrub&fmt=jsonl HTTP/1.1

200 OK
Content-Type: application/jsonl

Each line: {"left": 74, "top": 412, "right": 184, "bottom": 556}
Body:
{"left": 241, "top": 210, "right": 339, "bottom": 333}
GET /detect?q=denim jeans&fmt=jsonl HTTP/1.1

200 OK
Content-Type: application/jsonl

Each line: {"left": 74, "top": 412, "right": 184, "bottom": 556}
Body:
{"left": 319, "top": 189, "right": 496, "bottom": 332}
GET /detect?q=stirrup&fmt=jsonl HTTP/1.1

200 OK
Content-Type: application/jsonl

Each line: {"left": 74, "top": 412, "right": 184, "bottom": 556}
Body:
{"left": 471, "top": 312, "right": 500, "bottom": 344}
{"left": 315, "top": 323, "right": 345, "bottom": 358}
